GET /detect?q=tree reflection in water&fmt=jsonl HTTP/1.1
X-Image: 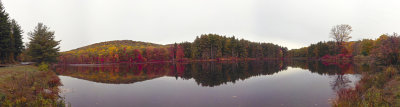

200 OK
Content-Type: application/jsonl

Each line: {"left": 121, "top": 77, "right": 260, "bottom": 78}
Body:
{"left": 331, "top": 75, "right": 351, "bottom": 91}
{"left": 55, "top": 60, "right": 364, "bottom": 88}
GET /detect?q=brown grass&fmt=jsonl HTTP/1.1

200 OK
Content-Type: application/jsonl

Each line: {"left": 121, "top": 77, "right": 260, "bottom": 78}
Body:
{"left": 0, "top": 65, "right": 64, "bottom": 106}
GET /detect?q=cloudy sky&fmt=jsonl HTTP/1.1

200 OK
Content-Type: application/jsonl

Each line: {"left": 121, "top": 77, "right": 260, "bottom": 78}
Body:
{"left": 3, "top": 0, "right": 400, "bottom": 51}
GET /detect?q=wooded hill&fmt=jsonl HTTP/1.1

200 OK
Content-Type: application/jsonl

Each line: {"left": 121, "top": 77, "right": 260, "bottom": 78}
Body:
{"left": 69, "top": 40, "right": 165, "bottom": 52}
{"left": 59, "top": 34, "right": 287, "bottom": 64}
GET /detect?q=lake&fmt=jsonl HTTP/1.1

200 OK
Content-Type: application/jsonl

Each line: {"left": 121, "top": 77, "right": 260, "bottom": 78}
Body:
{"left": 54, "top": 61, "right": 363, "bottom": 107}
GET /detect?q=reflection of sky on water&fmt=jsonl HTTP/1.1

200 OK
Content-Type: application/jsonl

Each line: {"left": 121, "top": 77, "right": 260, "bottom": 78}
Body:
{"left": 59, "top": 67, "right": 360, "bottom": 107}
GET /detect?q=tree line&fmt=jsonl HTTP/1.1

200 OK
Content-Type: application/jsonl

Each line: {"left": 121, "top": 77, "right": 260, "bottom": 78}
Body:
{"left": 189, "top": 34, "right": 287, "bottom": 60}
{"left": 1, "top": 0, "right": 398, "bottom": 66}
{"left": 0, "top": 2, "right": 23, "bottom": 64}
{"left": 0, "top": 1, "right": 60, "bottom": 65}
{"left": 59, "top": 34, "right": 287, "bottom": 64}
{"left": 288, "top": 24, "right": 400, "bottom": 65}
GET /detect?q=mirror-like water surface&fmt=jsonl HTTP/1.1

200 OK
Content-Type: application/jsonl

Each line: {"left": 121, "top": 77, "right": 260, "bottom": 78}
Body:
{"left": 55, "top": 61, "right": 362, "bottom": 107}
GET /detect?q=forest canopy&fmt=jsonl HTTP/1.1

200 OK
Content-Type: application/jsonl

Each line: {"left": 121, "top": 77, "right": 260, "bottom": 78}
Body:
{"left": 58, "top": 34, "right": 287, "bottom": 64}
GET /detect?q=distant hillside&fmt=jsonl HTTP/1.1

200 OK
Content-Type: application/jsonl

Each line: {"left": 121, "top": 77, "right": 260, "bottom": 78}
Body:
{"left": 60, "top": 40, "right": 175, "bottom": 64}
{"left": 59, "top": 34, "right": 288, "bottom": 64}
{"left": 67, "top": 40, "right": 164, "bottom": 52}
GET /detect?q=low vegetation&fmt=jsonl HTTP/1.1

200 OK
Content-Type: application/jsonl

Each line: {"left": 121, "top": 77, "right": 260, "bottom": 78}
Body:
{"left": 334, "top": 66, "right": 400, "bottom": 106}
{"left": 0, "top": 65, "right": 65, "bottom": 106}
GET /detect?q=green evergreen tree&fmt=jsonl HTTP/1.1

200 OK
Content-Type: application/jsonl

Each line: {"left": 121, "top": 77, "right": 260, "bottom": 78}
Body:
{"left": 0, "top": 2, "right": 11, "bottom": 64}
{"left": 27, "top": 23, "right": 60, "bottom": 63}
{"left": 10, "top": 19, "right": 24, "bottom": 61}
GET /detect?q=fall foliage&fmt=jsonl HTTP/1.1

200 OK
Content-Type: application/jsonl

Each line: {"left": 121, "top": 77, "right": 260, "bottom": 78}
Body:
{"left": 58, "top": 34, "right": 287, "bottom": 64}
{"left": 288, "top": 32, "right": 400, "bottom": 65}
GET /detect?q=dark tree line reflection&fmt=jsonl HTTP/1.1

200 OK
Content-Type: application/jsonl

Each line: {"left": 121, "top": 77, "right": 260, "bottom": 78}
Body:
{"left": 54, "top": 60, "right": 368, "bottom": 87}
{"left": 186, "top": 61, "right": 286, "bottom": 87}
{"left": 288, "top": 60, "right": 378, "bottom": 91}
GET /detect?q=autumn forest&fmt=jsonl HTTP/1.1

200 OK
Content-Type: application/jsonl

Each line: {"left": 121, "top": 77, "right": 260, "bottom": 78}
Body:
{"left": 2, "top": 0, "right": 400, "bottom": 107}
{"left": 58, "top": 34, "right": 287, "bottom": 64}
{"left": 55, "top": 31, "right": 400, "bottom": 66}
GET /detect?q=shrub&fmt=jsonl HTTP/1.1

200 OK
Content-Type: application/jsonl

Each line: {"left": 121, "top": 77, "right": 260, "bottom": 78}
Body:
{"left": 334, "top": 66, "right": 399, "bottom": 106}
{"left": 38, "top": 63, "right": 49, "bottom": 71}
{"left": 384, "top": 66, "right": 398, "bottom": 78}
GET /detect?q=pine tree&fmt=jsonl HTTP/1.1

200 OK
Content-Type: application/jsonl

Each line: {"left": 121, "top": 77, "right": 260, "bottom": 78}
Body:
{"left": 0, "top": 2, "right": 11, "bottom": 63}
{"left": 10, "top": 19, "right": 24, "bottom": 61}
{"left": 27, "top": 23, "right": 60, "bottom": 63}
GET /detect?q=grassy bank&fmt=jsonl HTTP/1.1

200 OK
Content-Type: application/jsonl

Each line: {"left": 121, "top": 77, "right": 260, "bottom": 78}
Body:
{"left": 334, "top": 66, "right": 400, "bottom": 106}
{"left": 0, "top": 65, "right": 65, "bottom": 107}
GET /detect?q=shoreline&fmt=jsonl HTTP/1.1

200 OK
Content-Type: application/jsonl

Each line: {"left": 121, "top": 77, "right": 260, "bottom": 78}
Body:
{"left": 55, "top": 58, "right": 288, "bottom": 65}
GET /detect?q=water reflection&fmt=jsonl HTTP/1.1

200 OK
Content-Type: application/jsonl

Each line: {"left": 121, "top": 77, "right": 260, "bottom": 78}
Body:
{"left": 55, "top": 61, "right": 361, "bottom": 87}
{"left": 54, "top": 60, "right": 367, "bottom": 107}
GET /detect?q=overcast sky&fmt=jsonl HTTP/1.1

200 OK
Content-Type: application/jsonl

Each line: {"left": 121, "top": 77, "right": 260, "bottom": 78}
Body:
{"left": 3, "top": 0, "right": 400, "bottom": 51}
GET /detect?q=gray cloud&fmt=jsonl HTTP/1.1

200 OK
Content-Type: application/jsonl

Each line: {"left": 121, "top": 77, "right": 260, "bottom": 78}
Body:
{"left": 3, "top": 0, "right": 400, "bottom": 51}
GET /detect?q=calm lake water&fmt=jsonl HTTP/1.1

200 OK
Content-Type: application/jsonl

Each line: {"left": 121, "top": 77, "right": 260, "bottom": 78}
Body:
{"left": 55, "top": 61, "right": 363, "bottom": 107}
